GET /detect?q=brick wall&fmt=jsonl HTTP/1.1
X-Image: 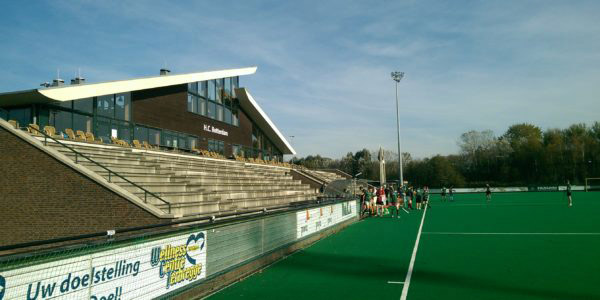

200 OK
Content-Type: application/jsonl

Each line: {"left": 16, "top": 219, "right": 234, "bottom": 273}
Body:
{"left": 0, "top": 127, "right": 168, "bottom": 246}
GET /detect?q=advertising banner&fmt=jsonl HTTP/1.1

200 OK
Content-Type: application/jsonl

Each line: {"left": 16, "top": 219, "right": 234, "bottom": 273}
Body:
{"left": 296, "top": 201, "right": 356, "bottom": 239}
{"left": 0, "top": 230, "right": 207, "bottom": 300}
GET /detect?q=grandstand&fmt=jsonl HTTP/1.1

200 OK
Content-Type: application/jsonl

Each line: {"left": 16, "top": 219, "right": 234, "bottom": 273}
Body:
{"left": 40, "top": 137, "right": 317, "bottom": 217}
{"left": 0, "top": 67, "right": 332, "bottom": 246}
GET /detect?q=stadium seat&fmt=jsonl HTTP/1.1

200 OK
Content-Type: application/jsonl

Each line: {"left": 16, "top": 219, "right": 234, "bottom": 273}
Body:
{"left": 27, "top": 124, "right": 41, "bottom": 136}
{"left": 43, "top": 125, "right": 61, "bottom": 139}
{"left": 8, "top": 119, "right": 19, "bottom": 129}
{"left": 132, "top": 140, "right": 142, "bottom": 149}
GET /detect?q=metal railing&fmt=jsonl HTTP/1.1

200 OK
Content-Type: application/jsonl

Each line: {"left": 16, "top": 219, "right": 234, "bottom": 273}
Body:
{"left": 25, "top": 124, "right": 172, "bottom": 213}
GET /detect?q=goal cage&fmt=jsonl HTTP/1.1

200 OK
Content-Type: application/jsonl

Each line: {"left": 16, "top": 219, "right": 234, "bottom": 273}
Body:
{"left": 584, "top": 178, "right": 600, "bottom": 192}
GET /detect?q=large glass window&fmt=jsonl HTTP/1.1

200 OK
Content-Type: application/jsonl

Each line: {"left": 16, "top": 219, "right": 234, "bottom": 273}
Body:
{"left": 207, "top": 101, "right": 216, "bottom": 119}
{"left": 73, "top": 113, "right": 92, "bottom": 133}
{"left": 215, "top": 78, "right": 223, "bottom": 104}
{"left": 188, "top": 82, "right": 197, "bottom": 93}
{"left": 232, "top": 113, "right": 239, "bottom": 126}
{"left": 252, "top": 127, "right": 259, "bottom": 149}
{"left": 97, "top": 95, "right": 114, "bottom": 118}
{"left": 115, "top": 93, "right": 131, "bottom": 121}
{"left": 224, "top": 77, "right": 231, "bottom": 100}
{"left": 134, "top": 126, "right": 149, "bottom": 143}
{"left": 208, "top": 139, "right": 225, "bottom": 155}
{"left": 198, "top": 81, "right": 207, "bottom": 98}
{"left": 188, "top": 136, "right": 198, "bottom": 150}
{"left": 74, "top": 98, "right": 93, "bottom": 114}
{"left": 95, "top": 117, "right": 111, "bottom": 143}
{"left": 216, "top": 105, "right": 223, "bottom": 121}
{"left": 50, "top": 110, "right": 72, "bottom": 134}
{"left": 232, "top": 76, "right": 239, "bottom": 97}
{"left": 224, "top": 107, "right": 232, "bottom": 124}
{"left": 198, "top": 97, "right": 206, "bottom": 115}
{"left": 148, "top": 128, "right": 161, "bottom": 145}
{"left": 187, "top": 94, "right": 197, "bottom": 113}
{"left": 208, "top": 80, "right": 216, "bottom": 101}
{"left": 0, "top": 108, "right": 7, "bottom": 120}
{"left": 8, "top": 107, "right": 32, "bottom": 127}
{"left": 58, "top": 101, "right": 73, "bottom": 109}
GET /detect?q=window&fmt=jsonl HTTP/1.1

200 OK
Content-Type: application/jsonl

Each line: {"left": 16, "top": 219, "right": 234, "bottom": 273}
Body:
{"left": 224, "top": 77, "right": 231, "bottom": 99}
{"left": 216, "top": 78, "right": 223, "bottom": 104}
{"left": 208, "top": 80, "right": 216, "bottom": 101}
{"left": 8, "top": 107, "right": 32, "bottom": 127}
{"left": 73, "top": 113, "right": 92, "bottom": 133}
{"left": 74, "top": 98, "right": 93, "bottom": 114}
{"left": 115, "top": 93, "right": 131, "bottom": 121}
{"left": 232, "top": 113, "right": 239, "bottom": 126}
{"left": 97, "top": 95, "right": 114, "bottom": 118}
{"left": 0, "top": 108, "right": 7, "bottom": 120}
{"left": 252, "top": 127, "right": 259, "bottom": 149}
{"left": 95, "top": 117, "right": 111, "bottom": 143}
{"left": 149, "top": 128, "right": 161, "bottom": 145}
{"left": 207, "top": 101, "right": 216, "bottom": 119}
{"left": 198, "top": 97, "right": 206, "bottom": 115}
{"left": 224, "top": 107, "right": 232, "bottom": 124}
{"left": 178, "top": 136, "right": 188, "bottom": 149}
{"left": 58, "top": 101, "right": 73, "bottom": 109}
{"left": 208, "top": 139, "right": 225, "bottom": 155}
{"left": 187, "top": 94, "right": 197, "bottom": 113}
{"left": 232, "top": 76, "right": 239, "bottom": 97}
{"left": 51, "top": 110, "right": 72, "bottom": 134}
{"left": 232, "top": 144, "right": 242, "bottom": 157}
{"left": 188, "top": 136, "right": 198, "bottom": 150}
{"left": 188, "top": 82, "right": 197, "bottom": 93}
{"left": 134, "top": 126, "right": 149, "bottom": 143}
{"left": 199, "top": 81, "right": 207, "bottom": 98}
{"left": 216, "top": 105, "right": 223, "bottom": 121}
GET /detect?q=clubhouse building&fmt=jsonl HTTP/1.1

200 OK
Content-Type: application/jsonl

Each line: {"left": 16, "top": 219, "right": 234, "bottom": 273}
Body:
{"left": 0, "top": 66, "right": 294, "bottom": 161}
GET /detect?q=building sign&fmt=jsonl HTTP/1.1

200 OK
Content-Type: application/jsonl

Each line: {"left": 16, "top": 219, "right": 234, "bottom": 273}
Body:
{"left": 0, "top": 231, "right": 207, "bottom": 300}
{"left": 203, "top": 125, "right": 228, "bottom": 137}
{"left": 296, "top": 201, "right": 356, "bottom": 239}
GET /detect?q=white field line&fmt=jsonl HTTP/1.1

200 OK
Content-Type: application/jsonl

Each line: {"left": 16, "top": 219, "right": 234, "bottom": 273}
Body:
{"left": 400, "top": 205, "right": 428, "bottom": 300}
{"left": 388, "top": 281, "right": 405, "bottom": 284}
{"left": 439, "top": 203, "right": 563, "bottom": 207}
{"left": 402, "top": 208, "right": 410, "bottom": 213}
{"left": 423, "top": 232, "right": 600, "bottom": 236}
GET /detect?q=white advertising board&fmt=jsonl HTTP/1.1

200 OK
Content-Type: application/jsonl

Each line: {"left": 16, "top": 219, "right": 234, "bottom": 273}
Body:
{"left": 296, "top": 201, "right": 356, "bottom": 239}
{"left": 0, "top": 230, "right": 207, "bottom": 300}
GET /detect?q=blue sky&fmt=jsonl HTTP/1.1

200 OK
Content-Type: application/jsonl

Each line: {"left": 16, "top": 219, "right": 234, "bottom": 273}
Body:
{"left": 1, "top": 1, "right": 599, "bottom": 159}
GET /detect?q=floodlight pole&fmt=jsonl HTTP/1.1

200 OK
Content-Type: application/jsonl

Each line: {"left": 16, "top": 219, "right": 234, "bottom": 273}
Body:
{"left": 391, "top": 71, "right": 405, "bottom": 187}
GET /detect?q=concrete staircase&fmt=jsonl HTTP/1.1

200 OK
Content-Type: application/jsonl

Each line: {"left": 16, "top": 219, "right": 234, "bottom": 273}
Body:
{"left": 42, "top": 140, "right": 318, "bottom": 217}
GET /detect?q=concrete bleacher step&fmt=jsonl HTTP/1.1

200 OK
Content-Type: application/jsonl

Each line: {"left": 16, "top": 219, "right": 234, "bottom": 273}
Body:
{"left": 120, "top": 182, "right": 205, "bottom": 194}
{"left": 136, "top": 191, "right": 221, "bottom": 203}
{"left": 40, "top": 139, "right": 316, "bottom": 217}
{"left": 81, "top": 162, "right": 160, "bottom": 174}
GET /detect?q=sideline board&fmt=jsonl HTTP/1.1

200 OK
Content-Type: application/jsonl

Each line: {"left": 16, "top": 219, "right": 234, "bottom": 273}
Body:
{"left": 296, "top": 201, "right": 357, "bottom": 239}
{"left": 0, "top": 231, "right": 207, "bottom": 300}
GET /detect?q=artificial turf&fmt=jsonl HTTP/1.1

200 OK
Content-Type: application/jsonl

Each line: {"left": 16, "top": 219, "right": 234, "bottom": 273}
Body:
{"left": 206, "top": 191, "right": 600, "bottom": 300}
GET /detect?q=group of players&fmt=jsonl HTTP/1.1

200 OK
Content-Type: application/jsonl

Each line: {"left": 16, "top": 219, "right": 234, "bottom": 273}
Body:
{"left": 360, "top": 185, "right": 432, "bottom": 218}
{"left": 359, "top": 181, "right": 575, "bottom": 217}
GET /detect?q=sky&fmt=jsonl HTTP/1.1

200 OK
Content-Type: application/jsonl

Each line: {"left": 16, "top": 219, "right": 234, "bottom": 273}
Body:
{"left": 1, "top": 1, "right": 599, "bottom": 159}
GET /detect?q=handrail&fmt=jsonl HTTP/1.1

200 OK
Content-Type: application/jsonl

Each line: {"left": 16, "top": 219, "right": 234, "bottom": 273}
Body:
{"left": 26, "top": 125, "right": 172, "bottom": 213}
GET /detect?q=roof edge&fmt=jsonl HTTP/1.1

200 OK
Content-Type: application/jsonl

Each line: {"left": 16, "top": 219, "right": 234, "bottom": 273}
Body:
{"left": 37, "top": 66, "right": 257, "bottom": 101}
